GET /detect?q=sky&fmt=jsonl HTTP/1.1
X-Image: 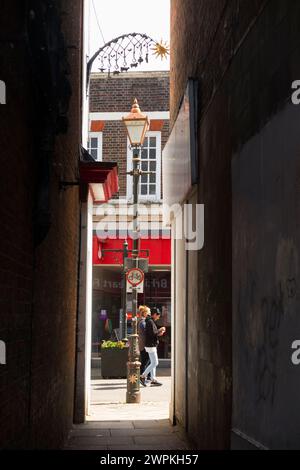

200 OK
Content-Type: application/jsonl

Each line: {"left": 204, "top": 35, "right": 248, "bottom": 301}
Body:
{"left": 88, "top": 0, "right": 170, "bottom": 72}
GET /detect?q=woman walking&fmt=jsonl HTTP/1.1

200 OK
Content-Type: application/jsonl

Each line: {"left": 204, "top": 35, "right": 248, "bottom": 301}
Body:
{"left": 140, "top": 307, "right": 166, "bottom": 387}
{"left": 137, "top": 305, "right": 151, "bottom": 380}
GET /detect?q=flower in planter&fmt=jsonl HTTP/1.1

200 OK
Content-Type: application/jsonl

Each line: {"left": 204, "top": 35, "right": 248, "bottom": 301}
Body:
{"left": 100, "top": 340, "right": 127, "bottom": 350}
{"left": 100, "top": 340, "right": 129, "bottom": 379}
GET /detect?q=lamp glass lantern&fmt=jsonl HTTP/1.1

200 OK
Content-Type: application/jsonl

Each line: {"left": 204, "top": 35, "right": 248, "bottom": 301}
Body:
{"left": 122, "top": 98, "right": 149, "bottom": 146}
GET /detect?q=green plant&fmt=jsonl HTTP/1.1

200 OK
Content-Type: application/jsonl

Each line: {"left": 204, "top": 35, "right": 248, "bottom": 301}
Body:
{"left": 100, "top": 340, "right": 126, "bottom": 350}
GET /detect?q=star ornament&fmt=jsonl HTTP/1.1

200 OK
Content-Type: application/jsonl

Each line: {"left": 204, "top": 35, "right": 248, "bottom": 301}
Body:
{"left": 128, "top": 374, "right": 138, "bottom": 384}
{"left": 151, "top": 40, "right": 170, "bottom": 60}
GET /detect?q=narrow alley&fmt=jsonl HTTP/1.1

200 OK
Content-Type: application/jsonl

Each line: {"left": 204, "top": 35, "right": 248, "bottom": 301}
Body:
{"left": 1, "top": 0, "right": 300, "bottom": 459}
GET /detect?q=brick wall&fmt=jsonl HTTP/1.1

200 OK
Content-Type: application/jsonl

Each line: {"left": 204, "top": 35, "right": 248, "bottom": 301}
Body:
{"left": 90, "top": 72, "right": 169, "bottom": 112}
{"left": 101, "top": 121, "right": 127, "bottom": 196}
{"left": 170, "top": 0, "right": 267, "bottom": 448}
{"left": 171, "top": 0, "right": 300, "bottom": 450}
{"left": 170, "top": 0, "right": 290, "bottom": 450}
{"left": 0, "top": 0, "right": 82, "bottom": 449}
{"left": 170, "top": 0, "right": 267, "bottom": 126}
{"left": 0, "top": 1, "right": 35, "bottom": 445}
{"left": 90, "top": 72, "right": 169, "bottom": 197}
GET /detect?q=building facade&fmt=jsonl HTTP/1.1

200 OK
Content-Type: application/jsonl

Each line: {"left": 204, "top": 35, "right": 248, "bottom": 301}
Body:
{"left": 88, "top": 71, "right": 171, "bottom": 358}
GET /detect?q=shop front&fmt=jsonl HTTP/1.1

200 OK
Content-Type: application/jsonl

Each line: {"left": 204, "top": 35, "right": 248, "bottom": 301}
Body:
{"left": 92, "top": 236, "right": 171, "bottom": 358}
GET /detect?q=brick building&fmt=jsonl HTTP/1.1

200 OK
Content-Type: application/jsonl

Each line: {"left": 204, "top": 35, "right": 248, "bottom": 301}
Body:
{"left": 88, "top": 72, "right": 172, "bottom": 358}
{"left": 165, "top": 0, "right": 300, "bottom": 450}
{"left": 89, "top": 71, "right": 169, "bottom": 197}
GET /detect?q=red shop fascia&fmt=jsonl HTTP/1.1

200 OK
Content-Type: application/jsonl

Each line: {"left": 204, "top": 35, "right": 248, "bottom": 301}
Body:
{"left": 93, "top": 235, "right": 171, "bottom": 322}
{"left": 93, "top": 236, "right": 171, "bottom": 267}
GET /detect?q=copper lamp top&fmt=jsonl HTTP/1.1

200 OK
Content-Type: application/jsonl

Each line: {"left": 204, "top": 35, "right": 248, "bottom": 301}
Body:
{"left": 124, "top": 98, "right": 149, "bottom": 121}
{"left": 131, "top": 98, "right": 140, "bottom": 113}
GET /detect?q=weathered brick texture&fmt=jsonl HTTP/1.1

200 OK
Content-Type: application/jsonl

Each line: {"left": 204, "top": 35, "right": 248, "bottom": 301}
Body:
{"left": 0, "top": 0, "right": 82, "bottom": 449}
{"left": 171, "top": 0, "right": 300, "bottom": 450}
{"left": 90, "top": 72, "right": 169, "bottom": 113}
{"left": 170, "top": 1, "right": 267, "bottom": 448}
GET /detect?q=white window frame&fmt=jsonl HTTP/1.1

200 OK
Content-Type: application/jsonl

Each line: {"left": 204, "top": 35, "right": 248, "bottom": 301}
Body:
{"left": 126, "top": 131, "right": 161, "bottom": 202}
{"left": 87, "top": 131, "right": 103, "bottom": 161}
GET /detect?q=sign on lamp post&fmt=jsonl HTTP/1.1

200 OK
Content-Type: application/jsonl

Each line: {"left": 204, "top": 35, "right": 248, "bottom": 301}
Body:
{"left": 126, "top": 267, "right": 144, "bottom": 293}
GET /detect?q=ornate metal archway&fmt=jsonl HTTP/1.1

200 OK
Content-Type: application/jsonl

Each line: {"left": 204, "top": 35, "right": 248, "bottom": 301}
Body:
{"left": 86, "top": 32, "right": 169, "bottom": 85}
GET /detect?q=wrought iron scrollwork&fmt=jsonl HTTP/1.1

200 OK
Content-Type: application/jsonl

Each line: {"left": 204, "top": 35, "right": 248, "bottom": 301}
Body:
{"left": 86, "top": 32, "right": 169, "bottom": 86}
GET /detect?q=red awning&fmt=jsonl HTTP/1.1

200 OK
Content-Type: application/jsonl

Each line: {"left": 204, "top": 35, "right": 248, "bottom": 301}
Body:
{"left": 79, "top": 161, "right": 119, "bottom": 203}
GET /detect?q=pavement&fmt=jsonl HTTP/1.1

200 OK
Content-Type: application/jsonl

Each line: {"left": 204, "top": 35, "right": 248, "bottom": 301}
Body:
{"left": 64, "top": 367, "right": 192, "bottom": 450}
{"left": 64, "top": 420, "right": 190, "bottom": 450}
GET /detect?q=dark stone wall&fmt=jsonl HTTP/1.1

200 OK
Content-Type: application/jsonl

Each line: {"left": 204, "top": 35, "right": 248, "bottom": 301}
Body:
{"left": 171, "top": 0, "right": 300, "bottom": 449}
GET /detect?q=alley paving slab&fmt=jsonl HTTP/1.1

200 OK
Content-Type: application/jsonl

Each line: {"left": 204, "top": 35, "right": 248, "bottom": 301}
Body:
{"left": 65, "top": 422, "right": 190, "bottom": 450}
{"left": 65, "top": 370, "right": 191, "bottom": 450}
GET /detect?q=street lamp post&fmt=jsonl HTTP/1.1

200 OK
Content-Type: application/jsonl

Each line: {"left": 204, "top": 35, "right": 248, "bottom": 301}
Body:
{"left": 122, "top": 239, "right": 128, "bottom": 341}
{"left": 123, "top": 98, "right": 149, "bottom": 404}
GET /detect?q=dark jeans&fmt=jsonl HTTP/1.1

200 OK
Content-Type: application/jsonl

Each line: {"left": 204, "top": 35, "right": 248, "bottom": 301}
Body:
{"left": 140, "top": 348, "right": 150, "bottom": 378}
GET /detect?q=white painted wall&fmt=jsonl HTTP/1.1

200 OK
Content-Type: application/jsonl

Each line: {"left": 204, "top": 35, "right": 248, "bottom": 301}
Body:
{"left": 74, "top": 190, "right": 93, "bottom": 421}
{"left": 84, "top": 190, "right": 93, "bottom": 415}
{"left": 89, "top": 111, "right": 170, "bottom": 121}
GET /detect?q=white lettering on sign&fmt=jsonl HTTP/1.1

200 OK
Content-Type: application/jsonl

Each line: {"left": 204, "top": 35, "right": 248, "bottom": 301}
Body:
{"left": 93, "top": 278, "right": 122, "bottom": 290}
{"left": 0, "top": 80, "right": 6, "bottom": 104}
{"left": 0, "top": 340, "right": 6, "bottom": 365}
{"left": 144, "top": 278, "right": 168, "bottom": 289}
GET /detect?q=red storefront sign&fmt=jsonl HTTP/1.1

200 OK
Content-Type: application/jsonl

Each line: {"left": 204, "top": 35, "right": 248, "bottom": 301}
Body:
{"left": 93, "top": 236, "right": 171, "bottom": 266}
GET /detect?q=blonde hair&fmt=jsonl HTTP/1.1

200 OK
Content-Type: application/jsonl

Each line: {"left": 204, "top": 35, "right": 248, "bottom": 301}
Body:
{"left": 139, "top": 305, "right": 150, "bottom": 317}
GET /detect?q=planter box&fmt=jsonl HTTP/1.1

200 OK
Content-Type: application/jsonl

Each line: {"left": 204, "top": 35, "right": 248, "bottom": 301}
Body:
{"left": 100, "top": 347, "right": 128, "bottom": 378}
